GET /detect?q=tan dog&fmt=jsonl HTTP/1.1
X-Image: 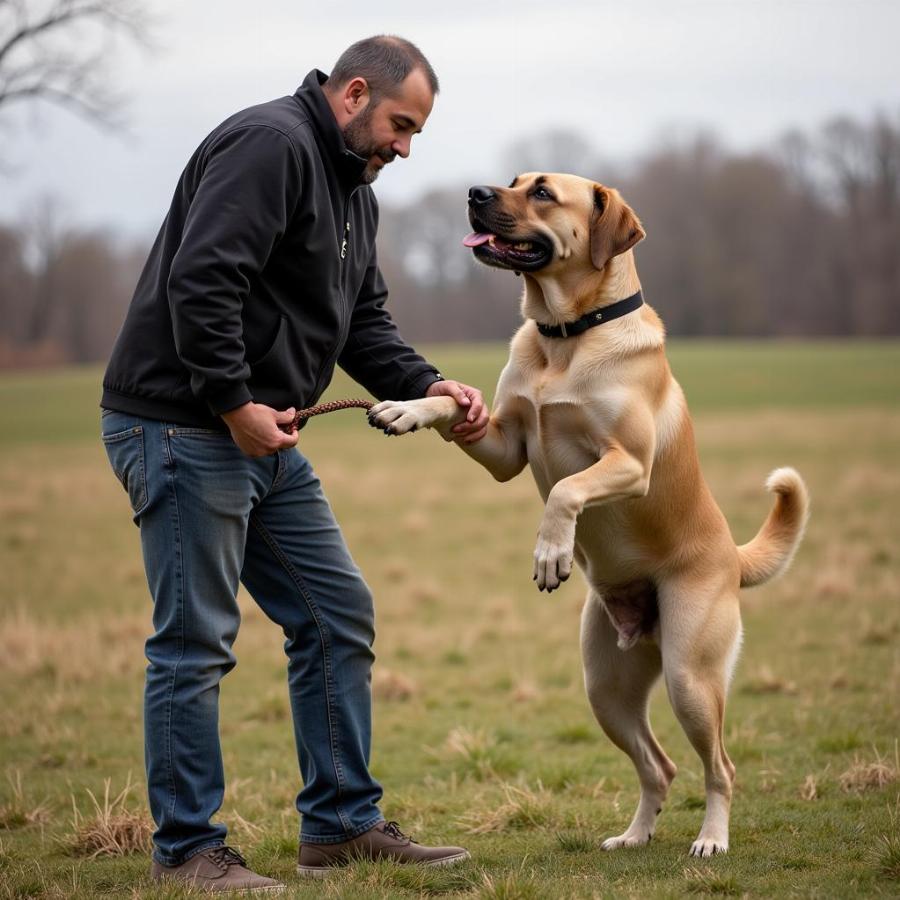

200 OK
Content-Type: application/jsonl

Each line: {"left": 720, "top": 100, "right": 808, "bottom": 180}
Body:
{"left": 369, "top": 173, "right": 809, "bottom": 857}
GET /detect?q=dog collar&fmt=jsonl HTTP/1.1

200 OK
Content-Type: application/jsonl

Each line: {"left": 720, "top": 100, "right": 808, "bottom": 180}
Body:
{"left": 536, "top": 290, "right": 644, "bottom": 338}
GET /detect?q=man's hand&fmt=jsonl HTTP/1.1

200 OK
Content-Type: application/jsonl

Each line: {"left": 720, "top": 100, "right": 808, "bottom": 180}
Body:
{"left": 221, "top": 402, "right": 299, "bottom": 457}
{"left": 425, "top": 379, "right": 488, "bottom": 443}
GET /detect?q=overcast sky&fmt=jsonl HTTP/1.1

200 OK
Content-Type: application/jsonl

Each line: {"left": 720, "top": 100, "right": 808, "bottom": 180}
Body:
{"left": 2, "top": 0, "right": 898, "bottom": 238}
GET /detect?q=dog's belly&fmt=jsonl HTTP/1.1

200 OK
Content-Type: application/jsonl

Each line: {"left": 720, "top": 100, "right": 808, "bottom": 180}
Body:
{"left": 576, "top": 506, "right": 652, "bottom": 581}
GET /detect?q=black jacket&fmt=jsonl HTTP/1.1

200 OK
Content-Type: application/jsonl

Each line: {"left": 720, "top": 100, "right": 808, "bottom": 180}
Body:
{"left": 102, "top": 69, "right": 441, "bottom": 427}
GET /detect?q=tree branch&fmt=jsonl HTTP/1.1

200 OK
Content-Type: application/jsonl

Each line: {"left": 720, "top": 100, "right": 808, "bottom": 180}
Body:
{"left": 0, "top": 0, "right": 153, "bottom": 134}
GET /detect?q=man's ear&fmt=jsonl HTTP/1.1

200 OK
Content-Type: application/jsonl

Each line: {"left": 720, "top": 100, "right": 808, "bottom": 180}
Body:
{"left": 344, "top": 77, "right": 371, "bottom": 113}
{"left": 590, "top": 186, "right": 646, "bottom": 271}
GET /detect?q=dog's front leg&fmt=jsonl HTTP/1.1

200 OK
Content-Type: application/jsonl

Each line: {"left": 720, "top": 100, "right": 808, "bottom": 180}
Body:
{"left": 534, "top": 442, "right": 652, "bottom": 592}
{"left": 369, "top": 397, "right": 528, "bottom": 483}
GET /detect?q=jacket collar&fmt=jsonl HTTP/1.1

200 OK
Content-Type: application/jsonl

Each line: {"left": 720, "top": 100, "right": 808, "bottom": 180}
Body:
{"left": 294, "top": 69, "right": 369, "bottom": 186}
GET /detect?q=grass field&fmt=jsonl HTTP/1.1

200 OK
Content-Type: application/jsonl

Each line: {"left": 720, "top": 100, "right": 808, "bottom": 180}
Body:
{"left": 0, "top": 341, "right": 898, "bottom": 899}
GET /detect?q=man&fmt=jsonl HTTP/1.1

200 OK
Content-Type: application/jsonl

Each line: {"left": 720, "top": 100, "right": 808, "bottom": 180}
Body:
{"left": 101, "top": 36, "right": 485, "bottom": 892}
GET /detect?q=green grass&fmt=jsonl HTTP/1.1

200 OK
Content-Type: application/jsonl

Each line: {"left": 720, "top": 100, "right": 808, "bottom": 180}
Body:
{"left": 0, "top": 340, "right": 899, "bottom": 898}
{"left": 0, "top": 339, "right": 897, "bottom": 449}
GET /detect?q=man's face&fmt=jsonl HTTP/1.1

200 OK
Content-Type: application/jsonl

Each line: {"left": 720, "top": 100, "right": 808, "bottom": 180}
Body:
{"left": 341, "top": 68, "right": 434, "bottom": 184}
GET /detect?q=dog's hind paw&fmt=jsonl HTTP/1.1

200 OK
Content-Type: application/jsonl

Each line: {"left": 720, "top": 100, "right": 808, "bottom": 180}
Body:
{"left": 689, "top": 837, "right": 728, "bottom": 857}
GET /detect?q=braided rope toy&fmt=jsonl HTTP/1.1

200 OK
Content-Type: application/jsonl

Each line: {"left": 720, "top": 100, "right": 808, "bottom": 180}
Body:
{"left": 290, "top": 398, "right": 374, "bottom": 430}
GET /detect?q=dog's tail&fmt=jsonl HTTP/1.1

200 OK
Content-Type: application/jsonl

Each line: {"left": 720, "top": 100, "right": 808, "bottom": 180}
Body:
{"left": 737, "top": 467, "right": 809, "bottom": 589}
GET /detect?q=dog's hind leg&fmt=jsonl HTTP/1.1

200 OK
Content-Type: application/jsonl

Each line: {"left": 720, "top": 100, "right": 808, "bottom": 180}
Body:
{"left": 659, "top": 583, "right": 741, "bottom": 857}
{"left": 581, "top": 590, "right": 677, "bottom": 850}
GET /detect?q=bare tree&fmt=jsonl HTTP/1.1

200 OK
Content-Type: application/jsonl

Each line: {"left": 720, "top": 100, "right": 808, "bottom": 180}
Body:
{"left": 0, "top": 0, "right": 153, "bottom": 132}
{"left": 0, "top": 221, "right": 32, "bottom": 345}
{"left": 23, "top": 193, "right": 69, "bottom": 344}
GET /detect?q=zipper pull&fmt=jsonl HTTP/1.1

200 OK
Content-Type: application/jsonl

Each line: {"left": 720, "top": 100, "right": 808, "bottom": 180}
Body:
{"left": 340, "top": 221, "right": 350, "bottom": 259}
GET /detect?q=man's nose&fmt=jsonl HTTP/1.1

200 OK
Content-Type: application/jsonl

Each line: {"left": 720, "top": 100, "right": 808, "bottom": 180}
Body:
{"left": 392, "top": 137, "right": 411, "bottom": 159}
{"left": 468, "top": 185, "right": 496, "bottom": 207}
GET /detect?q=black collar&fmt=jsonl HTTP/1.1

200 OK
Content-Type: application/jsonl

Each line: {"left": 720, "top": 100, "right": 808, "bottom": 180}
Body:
{"left": 536, "top": 290, "right": 644, "bottom": 338}
{"left": 293, "top": 69, "right": 369, "bottom": 186}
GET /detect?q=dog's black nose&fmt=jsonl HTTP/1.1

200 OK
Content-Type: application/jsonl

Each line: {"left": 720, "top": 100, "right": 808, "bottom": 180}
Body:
{"left": 468, "top": 185, "right": 496, "bottom": 206}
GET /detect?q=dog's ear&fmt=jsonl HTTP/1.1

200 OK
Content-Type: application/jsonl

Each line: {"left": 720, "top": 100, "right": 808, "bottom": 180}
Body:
{"left": 590, "top": 186, "right": 645, "bottom": 271}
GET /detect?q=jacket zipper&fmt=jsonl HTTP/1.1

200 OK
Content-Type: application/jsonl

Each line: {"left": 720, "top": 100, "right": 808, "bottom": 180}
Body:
{"left": 308, "top": 187, "right": 361, "bottom": 403}
{"left": 339, "top": 185, "right": 360, "bottom": 265}
{"left": 338, "top": 185, "right": 361, "bottom": 302}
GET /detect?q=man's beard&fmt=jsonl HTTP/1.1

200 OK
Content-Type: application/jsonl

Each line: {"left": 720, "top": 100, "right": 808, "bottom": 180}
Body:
{"left": 341, "top": 104, "right": 396, "bottom": 184}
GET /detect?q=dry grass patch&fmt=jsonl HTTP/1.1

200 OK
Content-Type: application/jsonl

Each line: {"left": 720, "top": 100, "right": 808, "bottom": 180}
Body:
{"left": 68, "top": 776, "right": 152, "bottom": 858}
{"left": 0, "top": 771, "right": 50, "bottom": 830}
{"left": 459, "top": 781, "right": 557, "bottom": 834}
{"left": 812, "top": 565, "right": 855, "bottom": 600}
{"left": 839, "top": 744, "right": 899, "bottom": 794}
{"left": 683, "top": 865, "right": 743, "bottom": 895}
{"left": 435, "top": 725, "right": 522, "bottom": 781}
{"left": 829, "top": 671, "right": 851, "bottom": 690}
{"left": 444, "top": 725, "right": 496, "bottom": 759}
{"left": 799, "top": 774, "right": 819, "bottom": 801}
{"left": 473, "top": 871, "right": 542, "bottom": 900}
{"left": 228, "top": 809, "right": 266, "bottom": 842}
{"left": 0, "top": 607, "right": 146, "bottom": 682}
{"left": 740, "top": 664, "right": 797, "bottom": 695}
{"left": 373, "top": 667, "right": 417, "bottom": 701}
{"left": 861, "top": 618, "right": 899, "bottom": 646}
{"left": 510, "top": 677, "right": 539, "bottom": 703}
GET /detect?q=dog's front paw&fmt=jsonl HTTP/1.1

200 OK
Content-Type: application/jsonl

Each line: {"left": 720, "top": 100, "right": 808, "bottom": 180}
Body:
{"left": 601, "top": 831, "right": 653, "bottom": 851}
{"left": 368, "top": 400, "right": 426, "bottom": 436}
{"left": 368, "top": 397, "right": 462, "bottom": 437}
{"left": 532, "top": 490, "right": 579, "bottom": 592}
{"left": 532, "top": 526, "right": 575, "bottom": 593}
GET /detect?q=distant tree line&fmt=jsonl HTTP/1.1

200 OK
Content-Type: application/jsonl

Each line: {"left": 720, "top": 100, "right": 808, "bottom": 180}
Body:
{"left": 382, "top": 111, "right": 900, "bottom": 341}
{"left": 1, "top": 110, "right": 898, "bottom": 368}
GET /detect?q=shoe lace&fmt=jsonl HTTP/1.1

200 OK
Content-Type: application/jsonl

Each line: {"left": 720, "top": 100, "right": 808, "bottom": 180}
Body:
{"left": 208, "top": 846, "right": 247, "bottom": 869}
{"left": 383, "top": 820, "right": 417, "bottom": 844}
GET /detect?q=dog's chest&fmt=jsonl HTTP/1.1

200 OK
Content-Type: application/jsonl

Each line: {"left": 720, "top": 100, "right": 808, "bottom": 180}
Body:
{"left": 516, "top": 372, "right": 625, "bottom": 485}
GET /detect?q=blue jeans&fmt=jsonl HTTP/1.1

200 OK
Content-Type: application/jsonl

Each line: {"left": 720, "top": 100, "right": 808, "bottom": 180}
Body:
{"left": 101, "top": 409, "right": 383, "bottom": 865}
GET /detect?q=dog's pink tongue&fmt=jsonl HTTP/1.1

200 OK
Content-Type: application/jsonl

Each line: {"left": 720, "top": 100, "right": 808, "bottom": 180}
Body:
{"left": 463, "top": 232, "right": 492, "bottom": 248}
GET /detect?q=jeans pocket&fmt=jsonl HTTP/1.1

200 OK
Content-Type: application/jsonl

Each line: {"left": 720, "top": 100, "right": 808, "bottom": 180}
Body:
{"left": 102, "top": 425, "right": 149, "bottom": 518}
{"left": 166, "top": 426, "right": 229, "bottom": 439}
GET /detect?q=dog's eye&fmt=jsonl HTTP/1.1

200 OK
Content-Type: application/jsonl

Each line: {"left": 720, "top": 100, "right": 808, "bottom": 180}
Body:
{"left": 532, "top": 186, "right": 555, "bottom": 201}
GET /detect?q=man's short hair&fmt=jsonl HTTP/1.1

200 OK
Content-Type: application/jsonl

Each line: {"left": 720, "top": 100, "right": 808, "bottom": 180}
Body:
{"left": 329, "top": 35, "right": 439, "bottom": 99}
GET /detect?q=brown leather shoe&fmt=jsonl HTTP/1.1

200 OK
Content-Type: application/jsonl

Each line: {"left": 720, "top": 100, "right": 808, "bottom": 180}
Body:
{"left": 297, "top": 820, "right": 470, "bottom": 877}
{"left": 150, "top": 845, "right": 284, "bottom": 893}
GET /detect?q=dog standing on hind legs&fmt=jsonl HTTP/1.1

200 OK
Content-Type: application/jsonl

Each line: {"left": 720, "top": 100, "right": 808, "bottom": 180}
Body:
{"left": 369, "top": 173, "right": 809, "bottom": 857}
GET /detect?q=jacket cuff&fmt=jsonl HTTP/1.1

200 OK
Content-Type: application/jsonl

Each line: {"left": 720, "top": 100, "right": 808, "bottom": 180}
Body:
{"left": 206, "top": 382, "right": 254, "bottom": 416}
{"left": 408, "top": 369, "right": 444, "bottom": 400}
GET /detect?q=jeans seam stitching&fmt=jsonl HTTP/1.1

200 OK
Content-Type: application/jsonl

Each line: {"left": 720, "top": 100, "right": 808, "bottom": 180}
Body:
{"left": 249, "top": 515, "right": 351, "bottom": 830}
{"left": 272, "top": 450, "right": 287, "bottom": 489}
{"left": 135, "top": 430, "right": 148, "bottom": 514}
{"left": 163, "top": 426, "right": 186, "bottom": 827}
